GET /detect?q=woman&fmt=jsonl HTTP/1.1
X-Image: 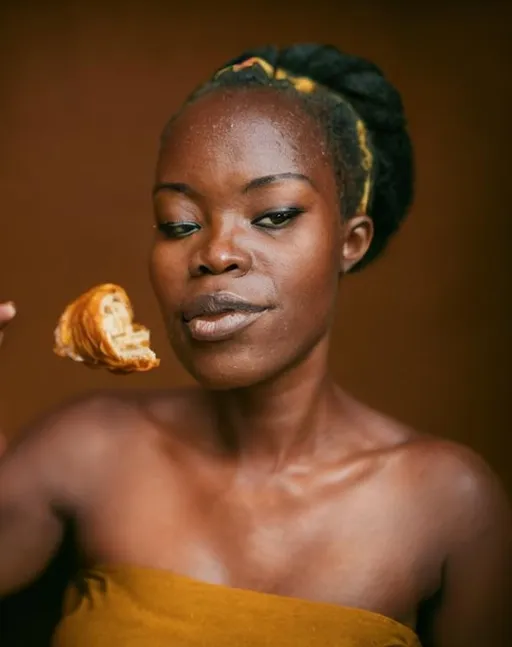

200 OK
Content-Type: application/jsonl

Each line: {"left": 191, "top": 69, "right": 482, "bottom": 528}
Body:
{"left": 0, "top": 44, "right": 510, "bottom": 647}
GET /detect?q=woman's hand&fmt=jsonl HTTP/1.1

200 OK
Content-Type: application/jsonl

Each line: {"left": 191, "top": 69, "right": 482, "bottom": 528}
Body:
{"left": 0, "top": 302, "right": 16, "bottom": 348}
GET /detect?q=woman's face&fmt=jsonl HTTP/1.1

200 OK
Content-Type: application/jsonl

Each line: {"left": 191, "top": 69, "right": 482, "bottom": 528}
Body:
{"left": 150, "top": 88, "right": 371, "bottom": 389}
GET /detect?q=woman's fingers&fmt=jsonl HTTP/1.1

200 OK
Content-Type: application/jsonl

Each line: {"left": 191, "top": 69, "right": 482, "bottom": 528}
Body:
{"left": 0, "top": 302, "right": 16, "bottom": 347}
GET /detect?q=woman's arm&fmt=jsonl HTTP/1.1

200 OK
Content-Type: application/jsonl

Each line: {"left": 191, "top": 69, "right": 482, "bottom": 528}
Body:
{"left": 0, "top": 301, "right": 107, "bottom": 597}
{"left": 0, "top": 423, "right": 67, "bottom": 596}
{"left": 0, "top": 301, "right": 64, "bottom": 596}
{"left": 0, "top": 391, "right": 117, "bottom": 598}
{"left": 0, "top": 430, "right": 77, "bottom": 646}
{"left": 418, "top": 447, "right": 512, "bottom": 647}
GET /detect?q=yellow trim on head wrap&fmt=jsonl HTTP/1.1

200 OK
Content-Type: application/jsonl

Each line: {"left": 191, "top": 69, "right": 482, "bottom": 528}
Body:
{"left": 214, "top": 56, "right": 317, "bottom": 94}
{"left": 355, "top": 120, "right": 372, "bottom": 215}
{"left": 214, "top": 56, "right": 373, "bottom": 214}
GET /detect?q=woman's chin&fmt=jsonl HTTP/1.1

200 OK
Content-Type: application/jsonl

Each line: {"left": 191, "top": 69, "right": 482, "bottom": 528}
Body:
{"left": 186, "top": 364, "right": 270, "bottom": 391}
{"left": 173, "top": 346, "right": 277, "bottom": 391}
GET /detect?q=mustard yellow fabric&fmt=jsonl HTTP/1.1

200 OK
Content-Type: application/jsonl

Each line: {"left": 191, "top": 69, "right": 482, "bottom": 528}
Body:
{"left": 52, "top": 564, "right": 422, "bottom": 647}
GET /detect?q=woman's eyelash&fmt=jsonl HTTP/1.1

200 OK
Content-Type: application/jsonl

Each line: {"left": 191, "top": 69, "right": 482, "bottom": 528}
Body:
{"left": 254, "top": 208, "right": 305, "bottom": 229}
{"left": 156, "top": 222, "right": 200, "bottom": 238}
{"left": 156, "top": 208, "right": 304, "bottom": 238}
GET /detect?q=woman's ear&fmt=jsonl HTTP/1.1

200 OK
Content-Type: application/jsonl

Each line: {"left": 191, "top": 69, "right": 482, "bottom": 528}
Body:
{"left": 340, "top": 215, "right": 374, "bottom": 273}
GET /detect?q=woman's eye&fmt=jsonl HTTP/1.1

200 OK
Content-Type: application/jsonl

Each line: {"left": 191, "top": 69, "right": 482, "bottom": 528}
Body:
{"left": 254, "top": 208, "right": 304, "bottom": 230}
{"left": 156, "top": 222, "right": 200, "bottom": 239}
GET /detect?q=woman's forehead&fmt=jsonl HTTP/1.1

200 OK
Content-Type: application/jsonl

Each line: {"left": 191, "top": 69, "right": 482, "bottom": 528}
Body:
{"left": 157, "top": 89, "right": 333, "bottom": 186}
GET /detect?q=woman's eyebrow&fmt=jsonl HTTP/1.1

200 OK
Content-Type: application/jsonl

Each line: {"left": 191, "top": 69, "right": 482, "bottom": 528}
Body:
{"left": 242, "top": 173, "right": 317, "bottom": 193}
{"left": 152, "top": 172, "right": 317, "bottom": 198}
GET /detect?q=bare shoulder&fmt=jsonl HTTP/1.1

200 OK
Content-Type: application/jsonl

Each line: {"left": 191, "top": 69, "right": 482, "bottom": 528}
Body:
{"left": 0, "top": 387, "right": 203, "bottom": 516}
{"left": 346, "top": 393, "right": 510, "bottom": 536}
{"left": 353, "top": 399, "right": 505, "bottom": 491}
{"left": 6, "top": 390, "right": 137, "bottom": 453}
{"left": 361, "top": 403, "right": 512, "bottom": 546}
{"left": 406, "top": 434, "right": 511, "bottom": 541}
{"left": 0, "top": 390, "right": 150, "bottom": 508}
{"left": 400, "top": 430, "right": 508, "bottom": 503}
{"left": 5, "top": 386, "right": 204, "bottom": 458}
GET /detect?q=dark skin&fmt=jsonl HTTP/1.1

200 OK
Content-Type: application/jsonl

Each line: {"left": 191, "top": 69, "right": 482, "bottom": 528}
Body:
{"left": 0, "top": 88, "right": 511, "bottom": 647}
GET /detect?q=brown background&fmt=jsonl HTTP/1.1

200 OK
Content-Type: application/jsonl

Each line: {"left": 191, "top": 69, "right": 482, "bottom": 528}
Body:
{"left": 0, "top": 1, "right": 511, "bottom": 493}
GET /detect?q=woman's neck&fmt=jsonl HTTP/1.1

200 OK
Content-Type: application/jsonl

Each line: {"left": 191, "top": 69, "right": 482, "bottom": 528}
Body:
{"left": 209, "top": 339, "right": 344, "bottom": 472}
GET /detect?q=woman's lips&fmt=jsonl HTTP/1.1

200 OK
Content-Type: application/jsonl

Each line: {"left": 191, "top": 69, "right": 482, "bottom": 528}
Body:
{"left": 185, "top": 309, "right": 266, "bottom": 342}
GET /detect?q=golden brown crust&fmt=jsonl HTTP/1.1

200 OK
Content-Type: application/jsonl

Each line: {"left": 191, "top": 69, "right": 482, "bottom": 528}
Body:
{"left": 53, "top": 284, "right": 160, "bottom": 373}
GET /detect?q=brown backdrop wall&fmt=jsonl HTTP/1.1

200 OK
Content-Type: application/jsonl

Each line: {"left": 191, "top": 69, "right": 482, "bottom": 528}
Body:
{"left": 1, "top": 1, "right": 511, "bottom": 492}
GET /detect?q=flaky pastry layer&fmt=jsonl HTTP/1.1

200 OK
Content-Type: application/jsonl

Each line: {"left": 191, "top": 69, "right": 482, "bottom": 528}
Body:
{"left": 54, "top": 283, "right": 160, "bottom": 373}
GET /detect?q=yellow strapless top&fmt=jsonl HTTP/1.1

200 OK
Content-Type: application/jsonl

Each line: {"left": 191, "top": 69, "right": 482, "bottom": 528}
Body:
{"left": 52, "top": 564, "right": 422, "bottom": 647}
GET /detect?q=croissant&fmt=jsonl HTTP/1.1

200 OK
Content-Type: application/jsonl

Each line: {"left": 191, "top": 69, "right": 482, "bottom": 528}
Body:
{"left": 54, "top": 283, "right": 160, "bottom": 373}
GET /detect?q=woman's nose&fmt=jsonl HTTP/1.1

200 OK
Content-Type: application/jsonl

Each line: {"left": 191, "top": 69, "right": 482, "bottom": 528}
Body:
{"left": 189, "top": 222, "right": 252, "bottom": 278}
